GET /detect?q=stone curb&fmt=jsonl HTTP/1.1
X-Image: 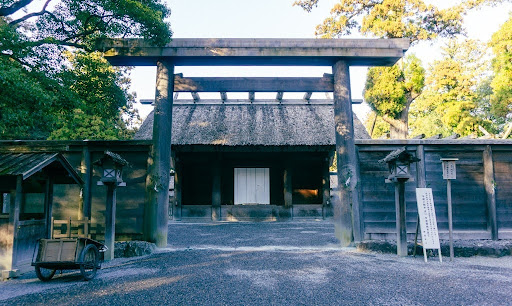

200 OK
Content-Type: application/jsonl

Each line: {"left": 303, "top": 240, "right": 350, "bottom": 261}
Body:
{"left": 357, "top": 240, "right": 512, "bottom": 257}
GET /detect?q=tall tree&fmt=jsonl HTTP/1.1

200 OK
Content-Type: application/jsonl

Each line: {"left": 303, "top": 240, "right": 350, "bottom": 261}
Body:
{"left": 489, "top": 15, "right": 512, "bottom": 134}
{"left": 295, "top": 0, "right": 506, "bottom": 138}
{"left": 0, "top": 0, "right": 171, "bottom": 140}
{"left": 364, "top": 54, "right": 424, "bottom": 138}
{"left": 409, "top": 39, "right": 489, "bottom": 137}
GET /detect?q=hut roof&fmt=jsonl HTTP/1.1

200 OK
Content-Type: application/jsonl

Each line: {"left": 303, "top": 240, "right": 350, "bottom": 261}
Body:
{"left": 135, "top": 103, "right": 370, "bottom": 146}
{"left": 0, "top": 152, "right": 83, "bottom": 184}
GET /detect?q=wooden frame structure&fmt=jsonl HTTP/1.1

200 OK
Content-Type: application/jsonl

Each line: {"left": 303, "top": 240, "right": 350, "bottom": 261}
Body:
{"left": 99, "top": 38, "right": 409, "bottom": 247}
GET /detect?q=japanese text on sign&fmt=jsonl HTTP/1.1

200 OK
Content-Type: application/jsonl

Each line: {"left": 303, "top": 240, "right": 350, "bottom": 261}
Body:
{"left": 415, "top": 188, "right": 441, "bottom": 249}
{"left": 442, "top": 162, "right": 456, "bottom": 180}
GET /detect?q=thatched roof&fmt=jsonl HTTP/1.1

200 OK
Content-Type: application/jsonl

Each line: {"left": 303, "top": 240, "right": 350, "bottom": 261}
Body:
{"left": 135, "top": 103, "right": 370, "bottom": 146}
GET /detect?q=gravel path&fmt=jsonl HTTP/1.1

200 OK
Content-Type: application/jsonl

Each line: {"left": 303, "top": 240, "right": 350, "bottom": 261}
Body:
{"left": 1, "top": 222, "right": 512, "bottom": 305}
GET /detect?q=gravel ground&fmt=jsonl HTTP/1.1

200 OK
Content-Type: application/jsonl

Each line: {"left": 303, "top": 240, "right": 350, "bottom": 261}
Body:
{"left": 1, "top": 222, "right": 512, "bottom": 305}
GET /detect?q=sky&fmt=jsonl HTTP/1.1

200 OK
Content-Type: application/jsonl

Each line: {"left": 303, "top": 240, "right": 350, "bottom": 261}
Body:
{"left": 130, "top": 0, "right": 512, "bottom": 120}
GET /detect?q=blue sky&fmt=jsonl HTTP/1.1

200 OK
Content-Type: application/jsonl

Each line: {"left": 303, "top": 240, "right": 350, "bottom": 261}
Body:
{"left": 131, "top": 0, "right": 512, "bottom": 120}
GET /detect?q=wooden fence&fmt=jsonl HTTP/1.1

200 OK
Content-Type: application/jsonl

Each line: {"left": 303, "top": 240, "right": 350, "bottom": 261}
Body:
{"left": 355, "top": 140, "right": 512, "bottom": 240}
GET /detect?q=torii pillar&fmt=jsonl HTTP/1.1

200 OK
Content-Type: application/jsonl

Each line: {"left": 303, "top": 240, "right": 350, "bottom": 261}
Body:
{"left": 145, "top": 58, "right": 174, "bottom": 247}
{"left": 332, "top": 60, "right": 358, "bottom": 247}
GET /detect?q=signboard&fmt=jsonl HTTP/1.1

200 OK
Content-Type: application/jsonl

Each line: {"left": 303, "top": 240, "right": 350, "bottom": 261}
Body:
{"left": 415, "top": 188, "right": 440, "bottom": 249}
{"left": 441, "top": 158, "right": 458, "bottom": 180}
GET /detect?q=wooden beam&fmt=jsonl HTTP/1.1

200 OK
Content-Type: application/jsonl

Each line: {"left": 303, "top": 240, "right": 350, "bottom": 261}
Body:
{"left": 174, "top": 76, "right": 334, "bottom": 92}
{"left": 276, "top": 91, "right": 283, "bottom": 101}
{"left": 483, "top": 145, "right": 498, "bottom": 240}
{"left": 332, "top": 60, "right": 355, "bottom": 247}
{"left": 220, "top": 91, "right": 227, "bottom": 102}
{"left": 416, "top": 145, "right": 426, "bottom": 188}
{"left": 191, "top": 92, "right": 200, "bottom": 102}
{"left": 303, "top": 92, "right": 312, "bottom": 101}
{"left": 99, "top": 38, "right": 409, "bottom": 67}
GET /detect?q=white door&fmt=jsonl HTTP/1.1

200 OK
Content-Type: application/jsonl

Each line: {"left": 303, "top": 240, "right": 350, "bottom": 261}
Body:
{"left": 234, "top": 168, "right": 270, "bottom": 204}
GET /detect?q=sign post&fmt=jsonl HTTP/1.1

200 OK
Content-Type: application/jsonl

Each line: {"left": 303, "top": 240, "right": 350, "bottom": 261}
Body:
{"left": 415, "top": 188, "right": 442, "bottom": 262}
{"left": 441, "top": 158, "right": 458, "bottom": 261}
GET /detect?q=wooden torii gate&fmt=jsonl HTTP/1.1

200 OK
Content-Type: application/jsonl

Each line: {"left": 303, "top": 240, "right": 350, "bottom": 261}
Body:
{"left": 98, "top": 38, "right": 409, "bottom": 247}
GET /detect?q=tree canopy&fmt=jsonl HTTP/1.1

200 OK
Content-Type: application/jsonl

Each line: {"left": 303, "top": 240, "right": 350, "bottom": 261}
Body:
{"left": 294, "top": 0, "right": 506, "bottom": 43}
{"left": 295, "top": 0, "right": 507, "bottom": 139}
{"left": 489, "top": 15, "right": 512, "bottom": 127}
{"left": 0, "top": 0, "right": 172, "bottom": 140}
{"left": 409, "top": 39, "right": 489, "bottom": 138}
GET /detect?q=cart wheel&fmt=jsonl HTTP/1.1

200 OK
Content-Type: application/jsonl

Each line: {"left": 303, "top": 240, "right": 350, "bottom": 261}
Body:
{"left": 35, "top": 265, "right": 56, "bottom": 282}
{"left": 80, "top": 244, "right": 99, "bottom": 281}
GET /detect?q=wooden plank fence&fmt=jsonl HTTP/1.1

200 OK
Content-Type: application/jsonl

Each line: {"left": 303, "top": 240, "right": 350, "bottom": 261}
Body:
{"left": 355, "top": 140, "right": 512, "bottom": 240}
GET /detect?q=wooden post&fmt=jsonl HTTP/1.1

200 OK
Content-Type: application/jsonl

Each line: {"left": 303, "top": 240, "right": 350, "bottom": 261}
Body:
{"left": 283, "top": 164, "right": 293, "bottom": 208}
{"left": 416, "top": 145, "right": 427, "bottom": 188}
{"left": 81, "top": 144, "right": 92, "bottom": 219}
{"left": 322, "top": 155, "right": 331, "bottom": 219}
{"left": 332, "top": 60, "right": 355, "bottom": 246}
{"left": 10, "top": 175, "right": 22, "bottom": 270}
{"left": 212, "top": 154, "right": 222, "bottom": 221}
{"left": 44, "top": 176, "right": 54, "bottom": 239}
{"left": 447, "top": 179, "right": 454, "bottom": 260}
{"left": 174, "top": 160, "right": 182, "bottom": 221}
{"left": 352, "top": 147, "right": 363, "bottom": 242}
{"left": 104, "top": 184, "right": 116, "bottom": 261}
{"left": 396, "top": 180, "right": 408, "bottom": 256}
{"left": 414, "top": 145, "right": 426, "bottom": 255}
{"left": 145, "top": 58, "right": 174, "bottom": 247}
{"left": 483, "top": 145, "right": 498, "bottom": 240}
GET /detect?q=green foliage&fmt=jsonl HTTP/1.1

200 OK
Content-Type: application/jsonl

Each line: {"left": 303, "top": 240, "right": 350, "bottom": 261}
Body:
{"left": 364, "top": 54, "right": 425, "bottom": 138}
{"left": 0, "top": 0, "right": 170, "bottom": 140}
{"left": 489, "top": 15, "right": 512, "bottom": 129}
{"left": 294, "top": 0, "right": 504, "bottom": 42}
{"left": 409, "top": 39, "right": 488, "bottom": 137}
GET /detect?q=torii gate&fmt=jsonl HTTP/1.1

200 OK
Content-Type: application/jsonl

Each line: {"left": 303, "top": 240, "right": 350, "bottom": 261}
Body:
{"left": 98, "top": 38, "right": 409, "bottom": 247}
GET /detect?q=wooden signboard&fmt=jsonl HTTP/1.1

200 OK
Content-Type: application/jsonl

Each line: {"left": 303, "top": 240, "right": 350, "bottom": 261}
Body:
{"left": 441, "top": 158, "right": 458, "bottom": 180}
{"left": 415, "top": 188, "right": 442, "bottom": 262}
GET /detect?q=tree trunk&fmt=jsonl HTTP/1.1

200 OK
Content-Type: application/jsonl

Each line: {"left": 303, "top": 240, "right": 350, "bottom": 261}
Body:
{"left": 388, "top": 109, "right": 409, "bottom": 139}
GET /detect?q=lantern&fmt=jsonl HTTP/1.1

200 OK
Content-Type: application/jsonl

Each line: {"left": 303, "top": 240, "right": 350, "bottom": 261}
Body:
{"left": 380, "top": 147, "right": 420, "bottom": 183}
{"left": 94, "top": 151, "right": 128, "bottom": 186}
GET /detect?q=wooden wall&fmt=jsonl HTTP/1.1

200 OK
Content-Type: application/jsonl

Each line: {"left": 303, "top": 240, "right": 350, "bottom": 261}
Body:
{"left": 0, "top": 140, "right": 151, "bottom": 240}
{"left": 355, "top": 140, "right": 512, "bottom": 240}
{"left": 1, "top": 140, "right": 512, "bottom": 241}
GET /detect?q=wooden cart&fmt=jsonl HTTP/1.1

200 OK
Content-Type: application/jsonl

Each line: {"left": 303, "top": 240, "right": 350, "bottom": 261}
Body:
{"left": 31, "top": 218, "right": 107, "bottom": 281}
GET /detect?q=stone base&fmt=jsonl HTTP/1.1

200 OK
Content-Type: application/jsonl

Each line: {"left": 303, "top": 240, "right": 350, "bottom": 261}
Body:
{"left": 114, "top": 241, "right": 157, "bottom": 258}
{"left": 1, "top": 269, "right": 19, "bottom": 281}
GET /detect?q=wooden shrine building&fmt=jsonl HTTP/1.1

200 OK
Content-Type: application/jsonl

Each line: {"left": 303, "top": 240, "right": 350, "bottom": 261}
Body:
{"left": 98, "top": 38, "right": 410, "bottom": 247}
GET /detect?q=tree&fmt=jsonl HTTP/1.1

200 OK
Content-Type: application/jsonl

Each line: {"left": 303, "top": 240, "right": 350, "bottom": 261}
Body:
{"left": 489, "top": 15, "right": 512, "bottom": 133}
{"left": 0, "top": 0, "right": 171, "bottom": 140}
{"left": 364, "top": 54, "right": 424, "bottom": 138}
{"left": 295, "top": 0, "right": 506, "bottom": 138}
{"left": 409, "top": 39, "right": 489, "bottom": 137}
{"left": 294, "top": 0, "right": 506, "bottom": 42}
